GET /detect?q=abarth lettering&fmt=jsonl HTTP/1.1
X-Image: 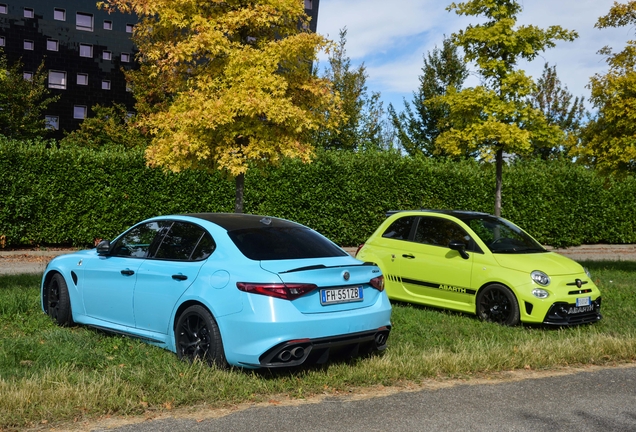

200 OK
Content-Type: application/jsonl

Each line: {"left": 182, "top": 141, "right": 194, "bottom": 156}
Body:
{"left": 568, "top": 305, "right": 594, "bottom": 314}
{"left": 438, "top": 284, "right": 466, "bottom": 294}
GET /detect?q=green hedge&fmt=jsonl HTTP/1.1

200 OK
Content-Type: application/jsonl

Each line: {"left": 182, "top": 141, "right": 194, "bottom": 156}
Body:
{"left": 1, "top": 138, "right": 635, "bottom": 248}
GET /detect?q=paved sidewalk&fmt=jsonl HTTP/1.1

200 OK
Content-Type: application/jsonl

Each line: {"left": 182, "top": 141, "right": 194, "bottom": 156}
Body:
{"left": 1, "top": 244, "right": 635, "bottom": 275}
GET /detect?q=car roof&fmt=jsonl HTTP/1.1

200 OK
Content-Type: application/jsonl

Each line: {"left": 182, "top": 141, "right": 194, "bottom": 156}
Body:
{"left": 182, "top": 213, "right": 303, "bottom": 232}
{"left": 386, "top": 209, "right": 494, "bottom": 219}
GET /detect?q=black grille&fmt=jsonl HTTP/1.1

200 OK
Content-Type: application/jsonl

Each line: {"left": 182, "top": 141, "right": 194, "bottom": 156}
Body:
{"left": 543, "top": 298, "right": 602, "bottom": 325}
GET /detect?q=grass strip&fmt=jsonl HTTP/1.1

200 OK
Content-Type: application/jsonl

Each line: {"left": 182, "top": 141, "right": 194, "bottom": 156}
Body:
{"left": 1, "top": 261, "right": 635, "bottom": 429}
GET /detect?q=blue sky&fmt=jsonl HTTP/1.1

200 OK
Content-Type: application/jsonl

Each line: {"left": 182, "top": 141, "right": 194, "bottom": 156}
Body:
{"left": 315, "top": 0, "right": 628, "bottom": 112}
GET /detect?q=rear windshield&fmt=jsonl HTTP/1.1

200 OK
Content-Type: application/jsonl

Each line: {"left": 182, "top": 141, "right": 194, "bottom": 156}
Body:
{"left": 227, "top": 227, "right": 348, "bottom": 261}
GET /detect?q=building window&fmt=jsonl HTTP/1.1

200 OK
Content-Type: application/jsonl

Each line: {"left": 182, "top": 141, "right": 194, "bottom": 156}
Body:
{"left": 125, "top": 23, "right": 134, "bottom": 33}
{"left": 45, "top": 115, "right": 59, "bottom": 130}
{"left": 48, "top": 71, "right": 67, "bottom": 89}
{"left": 54, "top": 8, "right": 65, "bottom": 21}
{"left": 121, "top": 53, "right": 130, "bottom": 63}
{"left": 103, "top": 20, "right": 112, "bottom": 30}
{"left": 101, "top": 80, "right": 111, "bottom": 90}
{"left": 304, "top": 0, "right": 312, "bottom": 9}
{"left": 102, "top": 51, "right": 112, "bottom": 60}
{"left": 73, "top": 105, "right": 87, "bottom": 119}
{"left": 23, "top": 71, "right": 33, "bottom": 81}
{"left": 24, "top": 7, "right": 34, "bottom": 18}
{"left": 76, "top": 12, "right": 93, "bottom": 31}
{"left": 47, "top": 39, "right": 59, "bottom": 51}
{"left": 79, "top": 44, "right": 93, "bottom": 58}
{"left": 0, "top": 4, "right": 7, "bottom": 14}
{"left": 0, "top": 36, "right": 4, "bottom": 47}
{"left": 24, "top": 40, "right": 34, "bottom": 50}
{"left": 77, "top": 73, "right": 88, "bottom": 85}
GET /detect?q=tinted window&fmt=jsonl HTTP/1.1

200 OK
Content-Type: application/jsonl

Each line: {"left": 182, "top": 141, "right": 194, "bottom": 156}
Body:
{"left": 112, "top": 221, "right": 170, "bottom": 258}
{"left": 154, "top": 222, "right": 213, "bottom": 261}
{"left": 191, "top": 232, "right": 216, "bottom": 260}
{"left": 228, "top": 227, "right": 347, "bottom": 261}
{"left": 414, "top": 217, "right": 470, "bottom": 248}
{"left": 382, "top": 216, "right": 416, "bottom": 240}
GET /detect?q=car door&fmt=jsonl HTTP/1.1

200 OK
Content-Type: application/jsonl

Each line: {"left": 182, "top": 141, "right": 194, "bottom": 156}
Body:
{"left": 133, "top": 221, "right": 216, "bottom": 334}
{"left": 82, "top": 220, "right": 169, "bottom": 327}
{"left": 398, "top": 216, "right": 476, "bottom": 312}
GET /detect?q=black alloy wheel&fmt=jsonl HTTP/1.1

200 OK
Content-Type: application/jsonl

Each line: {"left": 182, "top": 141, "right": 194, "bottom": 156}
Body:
{"left": 476, "top": 283, "right": 520, "bottom": 326}
{"left": 175, "top": 305, "right": 226, "bottom": 368}
{"left": 47, "top": 273, "right": 73, "bottom": 326}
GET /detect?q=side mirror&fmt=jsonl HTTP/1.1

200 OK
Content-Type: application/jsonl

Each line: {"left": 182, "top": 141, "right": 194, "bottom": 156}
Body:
{"left": 449, "top": 240, "right": 469, "bottom": 260}
{"left": 96, "top": 240, "right": 111, "bottom": 256}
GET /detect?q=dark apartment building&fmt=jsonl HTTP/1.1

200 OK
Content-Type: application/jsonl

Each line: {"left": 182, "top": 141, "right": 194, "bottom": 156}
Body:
{"left": 0, "top": 0, "right": 319, "bottom": 139}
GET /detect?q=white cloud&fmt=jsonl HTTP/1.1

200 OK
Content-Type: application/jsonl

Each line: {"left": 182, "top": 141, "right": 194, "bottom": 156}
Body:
{"left": 316, "top": 0, "right": 632, "bottom": 110}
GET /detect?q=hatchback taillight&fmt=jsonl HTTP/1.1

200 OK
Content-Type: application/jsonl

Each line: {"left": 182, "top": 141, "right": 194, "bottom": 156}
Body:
{"left": 369, "top": 275, "right": 384, "bottom": 291}
{"left": 236, "top": 282, "right": 318, "bottom": 300}
{"left": 355, "top": 243, "right": 365, "bottom": 257}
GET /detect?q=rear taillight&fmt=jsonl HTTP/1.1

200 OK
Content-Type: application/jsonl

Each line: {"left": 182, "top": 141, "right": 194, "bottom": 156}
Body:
{"left": 236, "top": 282, "right": 318, "bottom": 300}
{"left": 355, "top": 243, "right": 365, "bottom": 257}
{"left": 370, "top": 275, "right": 384, "bottom": 291}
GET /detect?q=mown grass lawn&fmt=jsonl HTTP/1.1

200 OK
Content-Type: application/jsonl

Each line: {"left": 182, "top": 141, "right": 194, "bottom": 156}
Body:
{"left": 1, "top": 261, "right": 635, "bottom": 429}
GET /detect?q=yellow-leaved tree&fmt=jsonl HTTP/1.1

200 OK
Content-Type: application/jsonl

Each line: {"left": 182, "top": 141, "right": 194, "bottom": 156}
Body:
{"left": 102, "top": 0, "right": 343, "bottom": 212}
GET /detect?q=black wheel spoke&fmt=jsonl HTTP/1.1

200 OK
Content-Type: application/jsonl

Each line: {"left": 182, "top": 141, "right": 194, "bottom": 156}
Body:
{"left": 477, "top": 284, "right": 519, "bottom": 326}
{"left": 174, "top": 305, "right": 226, "bottom": 368}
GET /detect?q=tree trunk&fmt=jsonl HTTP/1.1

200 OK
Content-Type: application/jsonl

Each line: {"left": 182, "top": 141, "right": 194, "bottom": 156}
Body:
{"left": 494, "top": 148, "right": 503, "bottom": 217}
{"left": 234, "top": 173, "right": 244, "bottom": 214}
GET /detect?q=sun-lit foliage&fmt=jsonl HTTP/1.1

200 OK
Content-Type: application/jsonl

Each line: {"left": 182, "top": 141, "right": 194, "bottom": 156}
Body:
{"left": 101, "top": 0, "right": 343, "bottom": 183}
{"left": 434, "top": 0, "right": 576, "bottom": 215}
{"left": 573, "top": 1, "right": 636, "bottom": 174}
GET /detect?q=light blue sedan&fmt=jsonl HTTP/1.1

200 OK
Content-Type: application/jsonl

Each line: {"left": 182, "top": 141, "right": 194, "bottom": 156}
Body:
{"left": 41, "top": 213, "right": 391, "bottom": 368}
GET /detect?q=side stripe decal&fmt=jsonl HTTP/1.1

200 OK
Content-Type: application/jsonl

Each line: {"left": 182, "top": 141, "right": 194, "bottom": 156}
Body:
{"left": 387, "top": 274, "right": 476, "bottom": 295}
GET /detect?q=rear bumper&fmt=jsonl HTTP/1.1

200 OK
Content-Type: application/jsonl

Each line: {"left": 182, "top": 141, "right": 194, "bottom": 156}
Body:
{"left": 244, "top": 326, "right": 391, "bottom": 368}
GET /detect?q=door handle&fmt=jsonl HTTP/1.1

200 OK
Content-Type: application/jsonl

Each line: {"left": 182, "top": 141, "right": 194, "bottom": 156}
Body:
{"left": 402, "top": 254, "right": 415, "bottom": 259}
{"left": 121, "top": 269, "right": 134, "bottom": 276}
{"left": 172, "top": 274, "right": 188, "bottom": 281}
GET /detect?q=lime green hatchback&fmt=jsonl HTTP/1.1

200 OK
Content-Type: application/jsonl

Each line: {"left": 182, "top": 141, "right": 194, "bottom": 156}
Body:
{"left": 356, "top": 210, "right": 602, "bottom": 326}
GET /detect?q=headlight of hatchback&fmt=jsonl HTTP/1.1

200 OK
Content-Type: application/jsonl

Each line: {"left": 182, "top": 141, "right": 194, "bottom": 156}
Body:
{"left": 584, "top": 267, "right": 592, "bottom": 278}
{"left": 532, "top": 288, "right": 549, "bottom": 299}
{"left": 531, "top": 270, "right": 550, "bottom": 286}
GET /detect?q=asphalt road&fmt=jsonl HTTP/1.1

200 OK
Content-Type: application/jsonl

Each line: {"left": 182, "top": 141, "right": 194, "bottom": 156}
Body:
{"left": 93, "top": 365, "right": 636, "bottom": 432}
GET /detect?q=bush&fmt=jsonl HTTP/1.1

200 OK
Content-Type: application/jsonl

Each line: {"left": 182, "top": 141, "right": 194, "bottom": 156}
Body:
{"left": 1, "top": 138, "right": 635, "bottom": 248}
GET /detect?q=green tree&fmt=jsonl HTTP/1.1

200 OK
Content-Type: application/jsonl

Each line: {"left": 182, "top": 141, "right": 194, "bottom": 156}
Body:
{"left": 0, "top": 55, "right": 58, "bottom": 139}
{"left": 389, "top": 37, "right": 468, "bottom": 156}
{"left": 315, "top": 28, "right": 388, "bottom": 152}
{"left": 529, "top": 63, "right": 585, "bottom": 159}
{"left": 573, "top": 1, "right": 636, "bottom": 174}
{"left": 60, "top": 104, "right": 148, "bottom": 150}
{"left": 434, "top": 0, "right": 576, "bottom": 215}
{"left": 103, "top": 0, "right": 343, "bottom": 212}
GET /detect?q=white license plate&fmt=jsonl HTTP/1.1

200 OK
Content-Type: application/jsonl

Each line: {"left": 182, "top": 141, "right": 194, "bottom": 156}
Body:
{"left": 320, "top": 286, "right": 363, "bottom": 305}
{"left": 576, "top": 297, "right": 591, "bottom": 307}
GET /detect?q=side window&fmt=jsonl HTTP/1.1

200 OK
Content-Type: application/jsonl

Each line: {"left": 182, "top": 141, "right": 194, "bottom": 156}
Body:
{"left": 112, "top": 221, "right": 170, "bottom": 258}
{"left": 154, "top": 222, "right": 214, "bottom": 261}
{"left": 414, "top": 217, "right": 469, "bottom": 248}
{"left": 191, "top": 232, "right": 216, "bottom": 260}
{"left": 382, "top": 216, "right": 416, "bottom": 240}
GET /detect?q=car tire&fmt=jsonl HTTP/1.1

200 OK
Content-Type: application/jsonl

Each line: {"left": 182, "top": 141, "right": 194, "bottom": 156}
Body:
{"left": 476, "top": 284, "right": 520, "bottom": 326}
{"left": 175, "top": 305, "right": 227, "bottom": 368}
{"left": 46, "top": 273, "right": 73, "bottom": 326}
